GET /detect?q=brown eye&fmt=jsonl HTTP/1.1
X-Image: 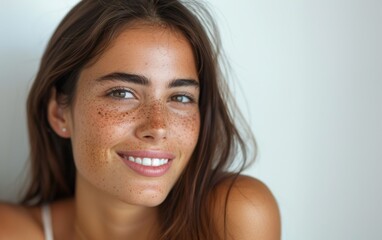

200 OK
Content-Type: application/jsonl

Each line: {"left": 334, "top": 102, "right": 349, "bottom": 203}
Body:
{"left": 171, "top": 95, "right": 193, "bottom": 103}
{"left": 108, "top": 89, "right": 134, "bottom": 99}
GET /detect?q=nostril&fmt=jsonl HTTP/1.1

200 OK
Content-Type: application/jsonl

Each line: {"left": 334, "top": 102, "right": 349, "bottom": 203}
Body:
{"left": 143, "top": 135, "right": 154, "bottom": 139}
{"left": 137, "top": 127, "right": 167, "bottom": 142}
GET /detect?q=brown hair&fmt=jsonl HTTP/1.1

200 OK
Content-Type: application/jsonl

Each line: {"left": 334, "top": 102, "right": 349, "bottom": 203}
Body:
{"left": 23, "top": 0, "right": 256, "bottom": 239}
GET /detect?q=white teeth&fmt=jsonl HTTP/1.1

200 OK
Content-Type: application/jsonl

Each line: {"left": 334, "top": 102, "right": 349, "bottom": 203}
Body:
{"left": 142, "top": 158, "right": 151, "bottom": 166}
{"left": 126, "top": 156, "right": 169, "bottom": 167}
{"left": 152, "top": 158, "right": 160, "bottom": 166}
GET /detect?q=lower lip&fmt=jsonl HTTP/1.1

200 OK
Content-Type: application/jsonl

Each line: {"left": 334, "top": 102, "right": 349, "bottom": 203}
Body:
{"left": 122, "top": 158, "right": 172, "bottom": 177}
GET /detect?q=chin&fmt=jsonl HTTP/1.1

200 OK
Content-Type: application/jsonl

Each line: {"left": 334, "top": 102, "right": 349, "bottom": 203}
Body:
{"left": 115, "top": 187, "right": 170, "bottom": 207}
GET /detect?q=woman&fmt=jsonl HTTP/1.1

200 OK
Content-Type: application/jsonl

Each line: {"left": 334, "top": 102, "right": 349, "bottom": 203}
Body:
{"left": 0, "top": 0, "right": 280, "bottom": 239}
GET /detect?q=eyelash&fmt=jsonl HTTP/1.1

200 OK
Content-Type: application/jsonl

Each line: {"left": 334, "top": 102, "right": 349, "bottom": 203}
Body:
{"left": 106, "top": 87, "right": 135, "bottom": 99}
{"left": 106, "top": 87, "right": 196, "bottom": 104}
{"left": 170, "top": 93, "right": 195, "bottom": 104}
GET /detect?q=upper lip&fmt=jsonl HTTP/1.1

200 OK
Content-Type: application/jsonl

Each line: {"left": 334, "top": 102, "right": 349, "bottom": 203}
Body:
{"left": 117, "top": 150, "right": 176, "bottom": 160}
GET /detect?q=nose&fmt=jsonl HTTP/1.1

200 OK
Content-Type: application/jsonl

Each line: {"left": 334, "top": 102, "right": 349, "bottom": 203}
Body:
{"left": 135, "top": 101, "right": 168, "bottom": 142}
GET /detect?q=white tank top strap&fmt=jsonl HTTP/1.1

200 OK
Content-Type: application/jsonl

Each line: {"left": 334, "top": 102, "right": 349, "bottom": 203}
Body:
{"left": 41, "top": 204, "right": 54, "bottom": 240}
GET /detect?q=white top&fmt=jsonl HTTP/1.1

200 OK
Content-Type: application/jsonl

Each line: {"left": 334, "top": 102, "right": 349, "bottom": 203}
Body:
{"left": 41, "top": 205, "right": 54, "bottom": 240}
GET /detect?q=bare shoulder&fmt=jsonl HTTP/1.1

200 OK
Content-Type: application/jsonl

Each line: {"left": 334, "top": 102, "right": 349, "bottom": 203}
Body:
{"left": 0, "top": 199, "right": 74, "bottom": 240}
{"left": 211, "top": 175, "right": 281, "bottom": 240}
{"left": 0, "top": 202, "right": 43, "bottom": 239}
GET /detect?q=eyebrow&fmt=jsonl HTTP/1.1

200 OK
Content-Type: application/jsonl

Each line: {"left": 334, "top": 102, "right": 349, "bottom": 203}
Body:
{"left": 168, "top": 78, "right": 199, "bottom": 88}
{"left": 96, "top": 72, "right": 199, "bottom": 88}
{"left": 96, "top": 72, "right": 149, "bottom": 85}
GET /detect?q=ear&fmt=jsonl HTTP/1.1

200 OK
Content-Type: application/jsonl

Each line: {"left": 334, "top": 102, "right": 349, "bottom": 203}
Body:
{"left": 47, "top": 88, "right": 71, "bottom": 138}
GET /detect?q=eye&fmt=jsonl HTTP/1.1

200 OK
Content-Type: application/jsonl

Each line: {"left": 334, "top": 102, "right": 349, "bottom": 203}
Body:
{"left": 107, "top": 88, "right": 135, "bottom": 99}
{"left": 170, "top": 94, "right": 194, "bottom": 103}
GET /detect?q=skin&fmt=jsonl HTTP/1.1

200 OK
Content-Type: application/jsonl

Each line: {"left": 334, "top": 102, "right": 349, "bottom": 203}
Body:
{"left": 69, "top": 25, "right": 199, "bottom": 202}
{"left": 0, "top": 23, "right": 281, "bottom": 240}
{"left": 68, "top": 23, "right": 200, "bottom": 208}
{"left": 60, "top": 23, "right": 200, "bottom": 239}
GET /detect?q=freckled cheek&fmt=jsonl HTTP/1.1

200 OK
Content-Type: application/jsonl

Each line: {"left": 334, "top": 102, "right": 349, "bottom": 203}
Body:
{"left": 169, "top": 112, "right": 200, "bottom": 150}
{"left": 73, "top": 143, "right": 108, "bottom": 176}
{"left": 72, "top": 104, "right": 136, "bottom": 170}
{"left": 77, "top": 104, "right": 137, "bottom": 139}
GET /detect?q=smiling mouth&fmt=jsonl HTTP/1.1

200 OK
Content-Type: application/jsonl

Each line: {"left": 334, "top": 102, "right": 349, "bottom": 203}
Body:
{"left": 117, "top": 151, "right": 174, "bottom": 177}
{"left": 117, "top": 150, "right": 175, "bottom": 167}
{"left": 121, "top": 155, "right": 169, "bottom": 167}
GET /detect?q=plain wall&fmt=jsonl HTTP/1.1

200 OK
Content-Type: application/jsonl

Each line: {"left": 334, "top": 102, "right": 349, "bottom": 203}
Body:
{"left": 0, "top": 1, "right": 381, "bottom": 239}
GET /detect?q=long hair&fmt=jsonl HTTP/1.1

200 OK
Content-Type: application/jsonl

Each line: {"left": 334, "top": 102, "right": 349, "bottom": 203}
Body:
{"left": 23, "top": 0, "right": 256, "bottom": 239}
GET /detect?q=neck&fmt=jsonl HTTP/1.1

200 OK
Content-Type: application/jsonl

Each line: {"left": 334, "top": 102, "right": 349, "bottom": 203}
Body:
{"left": 74, "top": 174, "right": 160, "bottom": 240}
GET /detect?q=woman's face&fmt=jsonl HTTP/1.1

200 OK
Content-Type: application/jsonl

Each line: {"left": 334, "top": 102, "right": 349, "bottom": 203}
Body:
{"left": 63, "top": 23, "right": 200, "bottom": 206}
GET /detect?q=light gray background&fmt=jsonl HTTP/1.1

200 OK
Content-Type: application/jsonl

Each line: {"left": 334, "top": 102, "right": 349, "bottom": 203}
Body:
{"left": 0, "top": 0, "right": 381, "bottom": 239}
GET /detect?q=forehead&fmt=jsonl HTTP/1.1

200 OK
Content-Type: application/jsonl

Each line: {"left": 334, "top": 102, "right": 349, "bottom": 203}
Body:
{"left": 79, "top": 22, "right": 197, "bottom": 81}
